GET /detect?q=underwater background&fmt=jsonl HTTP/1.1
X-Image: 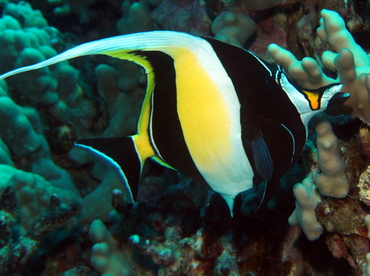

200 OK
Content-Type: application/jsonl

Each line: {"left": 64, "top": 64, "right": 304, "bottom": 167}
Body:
{"left": 1, "top": 0, "right": 370, "bottom": 275}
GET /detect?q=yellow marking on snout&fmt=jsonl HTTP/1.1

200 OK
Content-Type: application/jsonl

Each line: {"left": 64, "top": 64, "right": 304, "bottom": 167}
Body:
{"left": 302, "top": 90, "right": 321, "bottom": 110}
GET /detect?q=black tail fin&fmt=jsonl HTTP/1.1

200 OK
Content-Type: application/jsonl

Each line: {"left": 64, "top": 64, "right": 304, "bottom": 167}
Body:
{"left": 76, "top": 137, "right": 143, "bottom": 202}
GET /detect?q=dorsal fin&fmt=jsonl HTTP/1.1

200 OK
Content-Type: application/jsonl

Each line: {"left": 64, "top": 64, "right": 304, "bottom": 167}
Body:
{"left": 0, "top": 31, "right": 209, "bottom": 135}
{"left": 0, "top": 31, "right": 205, "bottom": 80}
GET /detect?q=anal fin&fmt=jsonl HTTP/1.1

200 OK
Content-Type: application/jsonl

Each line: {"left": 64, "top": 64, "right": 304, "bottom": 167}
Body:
{"left": 76, "top": 137, "right": 143, "bottom": 202}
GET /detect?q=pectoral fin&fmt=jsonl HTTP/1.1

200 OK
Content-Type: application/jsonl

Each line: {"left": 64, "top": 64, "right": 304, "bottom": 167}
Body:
{"left": 248, "top": 136, "right": 273, "bottom": 182}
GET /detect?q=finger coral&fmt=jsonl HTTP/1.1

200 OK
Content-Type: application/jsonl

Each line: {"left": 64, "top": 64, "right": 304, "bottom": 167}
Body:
{"left": 311, "top": 113, "right": 349, "bottom": 198}
{"left": 288, "top": 174, "right": 323, "bottom": 241}
{"left": 269, "top": 9, "right": 370, "bottom": 124}
{"left": 211, "top": 10, "right": 256, "bottom": 48}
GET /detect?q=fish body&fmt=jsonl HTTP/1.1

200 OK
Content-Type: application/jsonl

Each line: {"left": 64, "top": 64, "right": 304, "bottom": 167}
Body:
{"left": 0, "top": 31, "right": 348, "bottom": 215}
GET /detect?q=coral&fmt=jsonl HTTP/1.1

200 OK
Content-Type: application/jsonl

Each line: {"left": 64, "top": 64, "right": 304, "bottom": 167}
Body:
{"left": 317, "top": 9, "right": 370, "bottom": 123}
{"left": 268, "top": 41, "right": 336, "bottom": 90}
{"left": 365, "top": 215, "right": 370, "bottom": 240}
{"left": 4, "top": 1, "right": 48, "bottom": 28}
{"left": 242, "top": 0, "right": 293, "bottom": 11}
{"left": 0, "top": 2, "right": 84, "bottom": 108}
{"left": 204, "top": 0, "right": 237, "bottom": 18}
{"left": 288, "top": 174, "right": 323, "bottom": 241}
{"left": 0, "top": 0, "right": 120, "bottom": 241}
{"left": 0, "top": 96, "right": 77, "bottom": 190}
{"left": 363, "top": 253, "right": 370, "bottom": 276}
{"left": 248, "top": 14, "right": 288, "bottom": 58}
{"left": 269, "top": 9, "right": 370, "bottom": 124}
{"left": 311, "top": 113, "right": 349, "bottom": 198}
{"left": 358, "top": 166, "right": 370, "bottom": 206}
{"left": 0, "top": 2, "right": 106, "bottom": 140}
{"left": 0, "top": 186, "right": 80, "bottom": 274}
{"left": 94, "top": 61, "right": 146, "bottom": 137}
{"left": 48, "top": 0, "right": 97, "bottom": 24}
{"left": 116, "top": 0, "right": 154, "bottom": 35}
{"left": 82, "top": 182, "right": 352, "bottom": 276}
{"left": 359, "top": 124, "right": 370, "bottom": 162}
{"left": 211, "top": 10, "right": 256, "bottom": 48}
{"left": 0, "top": 164, "right": 77, "bottom": 235}
{"left": 150, "top": 0, "right": 211, "bottom": 36}
{"left": 316, "top": 196, "right": 370, "bottom": 272}
{"left": 288, "top": 113, "right": 350, "bottom": 241}
{"left": 89, "top": 219, "right": 135, "bottom": 276}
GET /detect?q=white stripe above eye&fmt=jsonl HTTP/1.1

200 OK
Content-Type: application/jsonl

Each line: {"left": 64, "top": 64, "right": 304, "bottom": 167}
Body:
{"left": 246, "top": 50, "right": 272, "bottom": 77}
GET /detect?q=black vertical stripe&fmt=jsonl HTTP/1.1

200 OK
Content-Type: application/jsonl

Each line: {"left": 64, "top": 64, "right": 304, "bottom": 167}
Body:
{"left": 204, "top": 38, "right": 306, "bottom": 178}
{"left": 131, "top": 50, "right": 208, "bottom": 186}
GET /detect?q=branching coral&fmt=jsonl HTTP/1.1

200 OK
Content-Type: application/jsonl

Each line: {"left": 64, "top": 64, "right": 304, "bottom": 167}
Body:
{"left": 211, "top": 10, "right": 256, "bottom": 48}
{"left": 311, "top": 113, "right": 349, "bottom": 198}
{"left": 317, "top": 10, "right": 370, "bottom": 123}
{"left": 288, "top": 174, "right": 323, "bottom": 241}
{"left": 269, "top": 9, "right": 370, "bottom": 124}
{"left": 288, "top": 113, "right": 350, "bottom": 241}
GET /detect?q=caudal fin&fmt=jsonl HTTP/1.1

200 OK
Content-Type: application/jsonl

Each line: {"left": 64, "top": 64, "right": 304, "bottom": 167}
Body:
{"left": 76, "top": 137, "right": 144, "bottom": 203}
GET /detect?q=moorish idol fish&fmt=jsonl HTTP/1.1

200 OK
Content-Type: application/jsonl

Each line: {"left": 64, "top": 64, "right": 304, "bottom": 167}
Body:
{"left": 0, "top": 31, "right": 349, "bottom": 216}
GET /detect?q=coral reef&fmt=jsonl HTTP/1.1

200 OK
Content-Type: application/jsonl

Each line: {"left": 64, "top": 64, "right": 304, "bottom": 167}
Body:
{"left": 0, "top": 186, "right": 80, "bottom": 274}
{"left": 1, "top": 1, "right": 370, "bottom": 276}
